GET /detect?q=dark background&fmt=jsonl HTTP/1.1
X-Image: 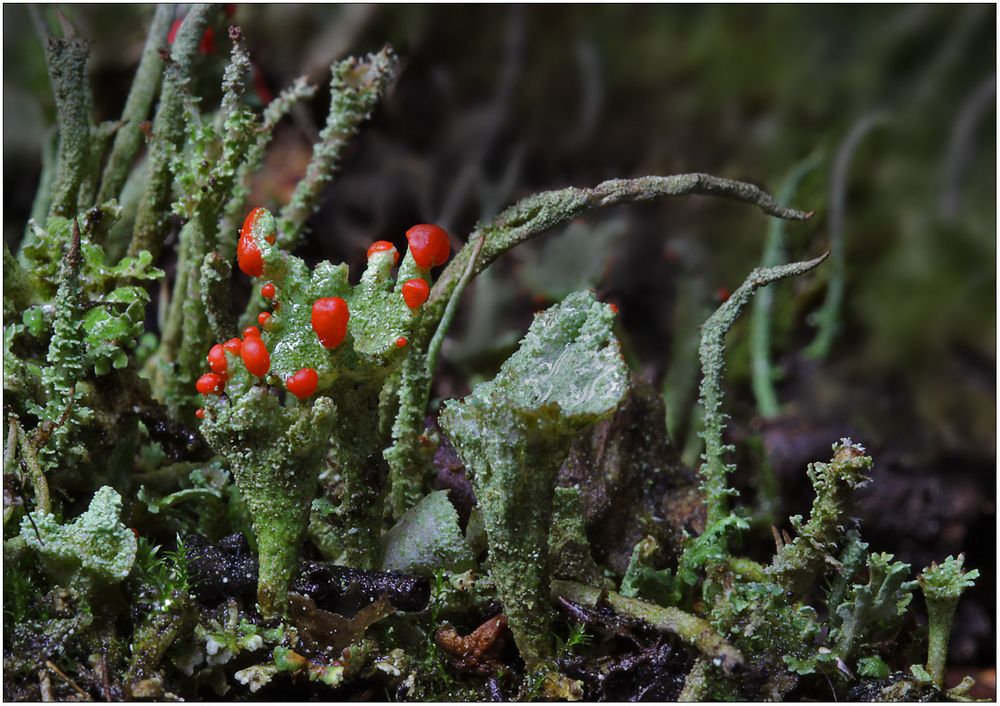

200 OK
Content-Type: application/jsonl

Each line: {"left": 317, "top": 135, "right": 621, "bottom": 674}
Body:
{"left": 4, "top": 3, "right": 996, "bottom": 678}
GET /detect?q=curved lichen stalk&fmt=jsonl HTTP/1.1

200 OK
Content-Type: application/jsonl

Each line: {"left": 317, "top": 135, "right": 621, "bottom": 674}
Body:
{"left": 699, "top": 253, "right": 829, "bottom": 528}
{"left": 198, "top": 209, "right": 447, "bottom": 614}
{"left": 386, "top": 173, "right": 814, "bottom": 520}
{"left": 751, "top": 153, "right": 823, "bottom": 418}
{"left": 673, "top": 252, "right": 828, "bottom": 600}
{"left": 440, "top": 291, "right": 628, "bottom": 668}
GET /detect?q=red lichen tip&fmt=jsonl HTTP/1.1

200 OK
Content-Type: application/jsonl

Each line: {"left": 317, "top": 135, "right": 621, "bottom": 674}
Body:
{"left": 199, "top": 25, "right": 216, "bottom": 54}
{"left": 609, "top": 303, "right": 619, "bottom": 315}
{"left": 395, "top": 337, "right": 408, "bottom": 348}
{"left": 243, "top": 326, "right": 261, "bottom": 339}
{"left": 261, "top": 282, "right": 276, "bottom": 299}
{"left": 401, "top": 278, "right": 430, "bottom": 310}
{"left": 286, "top": 368, "right": 319, "bottom": 400}
{"left": 223, "top": 337, "right": 243, "bottom": 355}
{"left": 237, "top": 207, "right": 273, "bottom": 277}
{"left": 207, "top": 343, "right": 228, "bottom": 375}
{"left": 367, "top": 240, "right": 400, "bottom": 266}
{"left": 196, "top": 373, "right": 225, "bottom": 396}
{"left": 258, "top": 311, "right": 272, "bottom": 327}
{"left": 312, "top": 297, "right": 350, "bottom": 349}
{"left": 167, "top": 19, "right": 182, "bottom": 45}
{"left": 195, "top": 408, "right": 205, "bottom": 419}
{"left": 241, "top": 336, "right": 270, "bottom": 377}
{"left": 405, "top": 224, "right": 450, "bottom": 269}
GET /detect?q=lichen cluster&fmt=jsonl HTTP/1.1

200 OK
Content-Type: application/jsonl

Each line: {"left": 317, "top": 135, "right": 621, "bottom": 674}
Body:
{"left": 2, "top": 5, "right": 982, "bottom": 702}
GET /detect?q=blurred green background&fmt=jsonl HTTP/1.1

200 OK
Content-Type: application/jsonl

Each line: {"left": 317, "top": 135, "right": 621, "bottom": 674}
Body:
{"left": 4, "top": 4, "right": 995, "bottom": 670}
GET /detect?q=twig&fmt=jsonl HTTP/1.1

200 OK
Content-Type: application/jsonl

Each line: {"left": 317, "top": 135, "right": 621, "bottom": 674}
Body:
{"left": 100, "top": 649, "right": 112, "bottom": 702}
{"left": 18, "top": 423, "right": 51, "bottom": 515}
{"left": 552, "top": 579, "right": 744, "bottom": 674}
{"left": 45, "top": 660, "right": 90, "bottom": 700}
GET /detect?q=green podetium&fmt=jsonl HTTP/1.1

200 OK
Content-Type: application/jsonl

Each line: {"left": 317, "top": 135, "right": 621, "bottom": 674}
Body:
{"left": 199, "top": 209, "right": 442, "bottom": 616}
{"left": 916, "top": 554, "right": 979, "bottom": 689}
{"left": 767, "top": 439, "right": 873, "bottom": 599}
{"left": 440, "top": 291, "right": 628, "bottom": 667}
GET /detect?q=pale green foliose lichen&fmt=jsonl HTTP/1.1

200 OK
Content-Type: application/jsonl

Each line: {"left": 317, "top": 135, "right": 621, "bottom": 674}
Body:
{"left": 380, "top": 489, "right": 476, "bottom": 576}
{"left": 20, "top": 485, "right": 137, "bottom": 583}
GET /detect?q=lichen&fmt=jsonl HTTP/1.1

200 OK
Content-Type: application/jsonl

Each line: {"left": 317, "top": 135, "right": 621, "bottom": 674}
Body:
{"left": 440, "top": 290, "right": 628, "bottom": 666}
{"left": 20, "top": 486, "right": 137, "bottom": 585}
{"left": 199, "top": 207, "right": 449, "bottom": 612}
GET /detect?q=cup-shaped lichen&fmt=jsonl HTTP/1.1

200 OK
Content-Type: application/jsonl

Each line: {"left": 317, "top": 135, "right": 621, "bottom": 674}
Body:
{"left": 917, "top": 554, "right": 979, "bottom": 688}
{"left": 201, "top": 386, "right": 334, "bottom": 617}
{"left": 440, "top": 290, "right": 628, "bottom": 667}
{"left": 199, "top": 209, "right": 449, "bottom": 614}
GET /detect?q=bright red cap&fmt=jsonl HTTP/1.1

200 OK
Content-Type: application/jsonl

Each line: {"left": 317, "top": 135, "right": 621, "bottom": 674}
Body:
{"left": 241, "top": 336, "right": 270, "bottom": 377}
{"left": 207, "top": 344, "right": 228, "bottom": 375}
{"left": 311, "top": 297, "right": 350, "bottom": 349}
{"left": 286, "top": 368, "right": 319, "bottom": 400}
{"left": 405, "top": 224, "right": 450, "bottom": 269}
{"left": 196, "top": 373, "right": 225, "bottom": 395}
{"left": 401, "top": 278, "right": 430, "bottom": 310}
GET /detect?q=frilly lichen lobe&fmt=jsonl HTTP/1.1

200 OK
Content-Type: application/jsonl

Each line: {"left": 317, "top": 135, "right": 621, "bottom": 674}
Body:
{"left": 21, "top": 485, "right": 137, "bottom": 584}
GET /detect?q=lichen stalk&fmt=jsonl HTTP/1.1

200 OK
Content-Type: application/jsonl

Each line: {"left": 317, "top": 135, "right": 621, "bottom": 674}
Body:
{"left": 44, "top": 36, "right": 93, "bottom": 220}
{"left": 222, "top": 76, "right": 317, "bottom": 265}
{"left": 440, "top": 292, "right": 628, "bottom": 667}
{"left": 750, "top": 152, "right": 822, "bottom": 418}
{"left": 805, "top": 112, "right": 887, "bottom": 359}
{"left": 276, "top": 47, "right": 398, "bottom": 251}
{"left": 97, "top": 4, "right": 175, "bottom": 204}
{"left": 129, "top": 4, "right": 215, "bottom": 259}
{"left": 917, "top": 554, "right": 979, "bottom": 688}
{"left": 766, "top": 439, "right": 872, "bottom": 599}
{"left": 699, "top": 253, "right": 829, "bottom": 528}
